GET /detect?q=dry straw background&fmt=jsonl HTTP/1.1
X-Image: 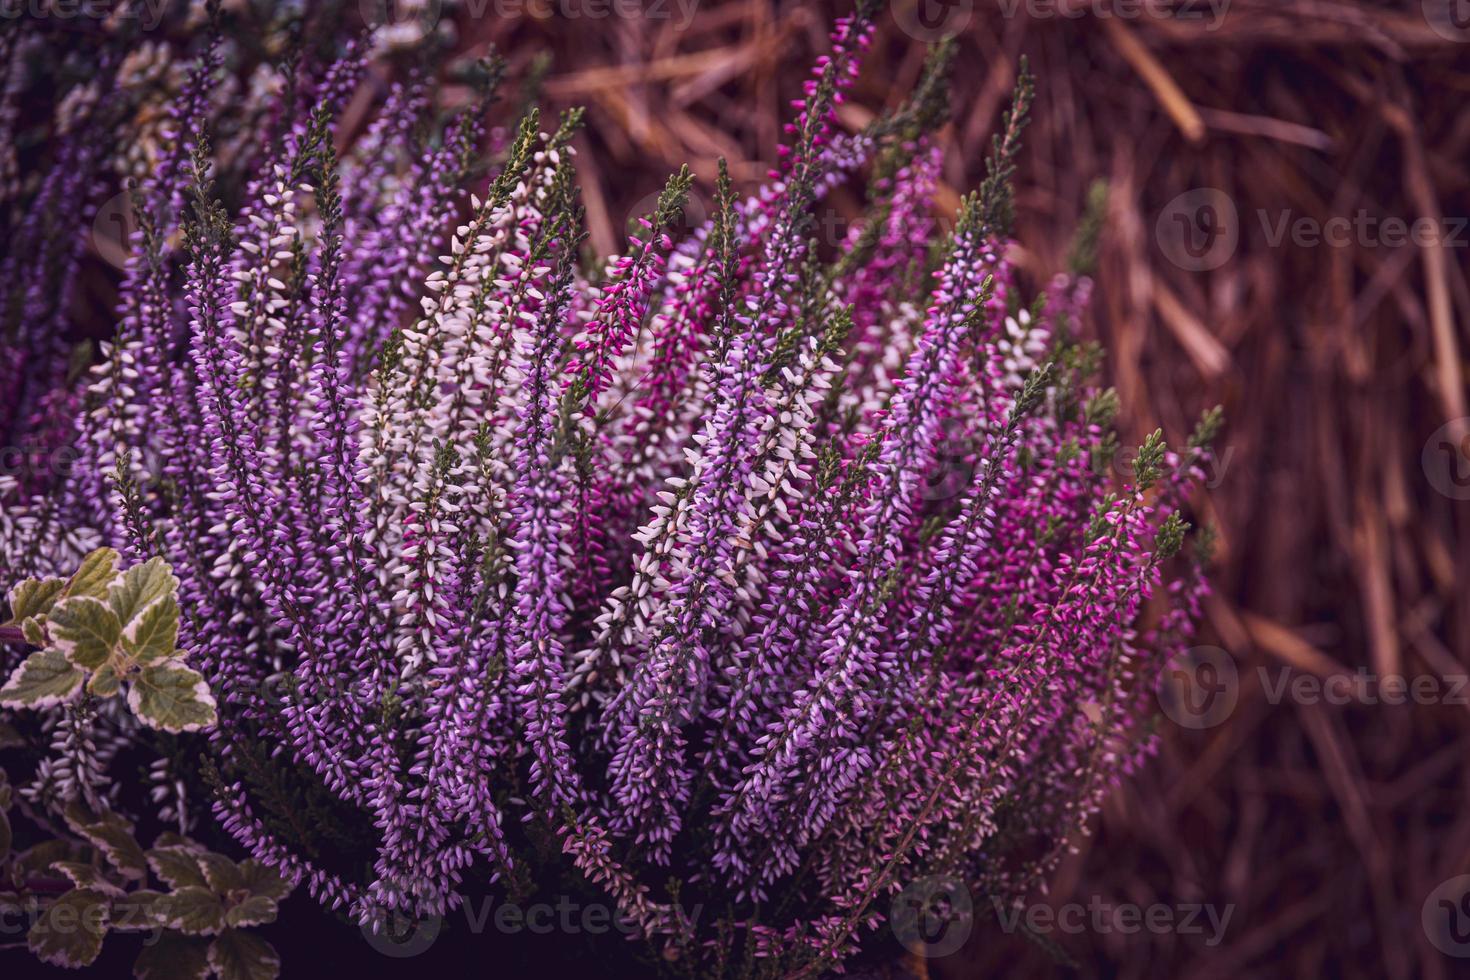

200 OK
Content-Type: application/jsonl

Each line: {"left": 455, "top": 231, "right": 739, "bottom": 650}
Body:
{"left": 430, "top": 1, "right": 1470, "bottom": 976}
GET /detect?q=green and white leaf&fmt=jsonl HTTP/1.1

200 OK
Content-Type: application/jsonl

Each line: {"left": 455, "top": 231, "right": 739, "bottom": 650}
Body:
{"left": 120, "top": 596, "right": 180, "bottom": 666}
{"left": 196, "top": 852, "right": 245, "bottom": 893}
{"left": 127, "top": 663, "right": 217, "bottom": 733}
{"left": 88, "top": 663, "right": 122, "bottom": 697}
{"left": 208, "top": 929, "right": 281, "bottom": 980}
{"left": 147, "top": 846, "right": 209, "bottom": 890}
{"left": 17, "top": 839, "right": 76, "bottom": 876}
{"left": 50, "top": 860, "right": 126, "bottom": 897}
{"left": 238, "top": 859, "right": 293, "bottom": 902}
{"left": 151, "top": 831, "right": 201, "bottom": 851}
{"left": 62, "top": 547, "right": 121, "bottom": 600}
{"left": 152, "top": 885, "right": 225, "bottom": 935}
{"left": 134, "top": 933, "right": 211, "bottom": 980}
{"left": 111, "top": 889, "right": 166, "bottom": 932}
{"left": 106, "top": 557, "right": 177, "bottom": 625}
{"left": 47, "top": 595, "right": 121, "bottom": 670}
{"left": 27, "top": 888, "right": 111, "bottom": 968}
{"left": 3, "top": 577, "right": 66, "bottom": 626}
{"left": 21, "top": 616, "right": 46, "bottom": 646}
{"left": 67, "top": 807, "right": 148, "bottom": 881}
{"left": 0, "top": 649, "right": 84, "bottom": 708}
{"left": 223, "top": 895, "right": 278, "bottom": 929}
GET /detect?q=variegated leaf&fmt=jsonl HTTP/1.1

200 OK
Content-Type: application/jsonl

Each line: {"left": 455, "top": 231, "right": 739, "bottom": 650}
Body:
{"left": 66, "top": 805, "right": 148, "bottom": 881}
{"left": 120, "top": 595, "right": 180, "bottom": 665}
{"left": 47, "top": 596, "right": 121, "bottom": 670}
{"left": 223, "top": 895, "right": 277, "bottom": 929}
{"left": 147, "top": 846, "right": 209, "bottom": 890}
{"left": 62, "top": 547, "right": 121, "bottom": 600}
{"left": 111, "top": 889, "right": 166, "bottom": 932}
{"left": 196, "top": 852, "right": 244, "bottom": 894}
{"left": 3, "top": 577, "right": 66, "bottom": 627}
{"left": 88, "top": 663, "right": 122, "bottom": 697}
{"left": 134, "top": 933, "right": 211, "bottom": 980}
{"left": 208, "top": 929, "right": 281, "bottom": 980}
{"left": 0, "top": 649, "right": 84, "bottom": 708}
{"left": 127, "top": 663, "right": 217, "bottom": 733}
{"left": 152, "top": 886, "right": 225, "bottom": 936}
{"left": 27, "top": 888, "right": 110, "bottom": 968}
{"left": 50, "top": 861, "right": 126, "bottom": 897}
{"left": 106, "top": 557, "right": 177, "bottom": 625}
{"left": 238, "top": 859, "right": 293, "bottom": 902}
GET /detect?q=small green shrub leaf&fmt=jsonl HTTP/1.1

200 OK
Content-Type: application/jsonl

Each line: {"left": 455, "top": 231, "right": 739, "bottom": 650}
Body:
{"left": 27, "top": 888, "right": 111, "bottom": 968}
{"left": 88, "top": 664, "right": 122, "bottom": 697}
{"left": 134, "top": 932, "right": 211, "bottom": 980}
{"left": 208, "top": 929, "right": 281, "bottom": 980}
{"left": 63, "top": 547, "right": 121, "bottom": 600}
{"left": 112, "top": 889, "right": 166, "bottom": 932}
{"left": 120, "top": 596, "right": 180, "bottom": 665}
{"left": 154, "top": 885, "right": 226, "bottom": 935}
{"left": 238, "top": 860, "right": 293, "bottom": 902}
{"left": 128, "top": 663, "right": 218, "bottom": 733}
{"left": 67, "top": 805, "right": 148, "bottom": 880}
{"left": 21, "top": 617, "right": 47, "bottom": 646}
{"left": 3, "top": 578, "right": 66, "bottom": 626}
{"left": 107, "top": 557, "right": 177, "bottom": 625}
{"left": 51, "top": 861, "right": 126, "bottom": 897}
{"left": 147, "top": 846, "right": 209, "bottom": 890}
{"left": 0, "top": 650, "right": 84, "bottom": 708}
{"left": 196, "top": 852, "right": 245, "bottom": 893}
{"left": 47, "top": 596, "right": 122, "bottom": 669}
{"left": 224, "top": 895, "right": 278, "bottom": 929}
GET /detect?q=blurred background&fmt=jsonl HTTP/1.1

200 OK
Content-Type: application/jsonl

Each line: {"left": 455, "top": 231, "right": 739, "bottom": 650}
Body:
{"left": 436, "top": 1, "right": 1470, "bottom": 976}
{"left": 14, "top": 0, "right": 1470, "bottom": 976}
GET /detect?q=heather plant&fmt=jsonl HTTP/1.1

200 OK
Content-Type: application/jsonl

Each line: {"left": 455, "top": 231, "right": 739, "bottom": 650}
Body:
{"left": 0, "top": 3, "right": 1219, "bottom": 977}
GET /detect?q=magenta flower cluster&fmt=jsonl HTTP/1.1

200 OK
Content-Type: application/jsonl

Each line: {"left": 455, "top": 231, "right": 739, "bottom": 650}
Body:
{"left": 0, "top": 5, "right": 1217, "bottom": 975}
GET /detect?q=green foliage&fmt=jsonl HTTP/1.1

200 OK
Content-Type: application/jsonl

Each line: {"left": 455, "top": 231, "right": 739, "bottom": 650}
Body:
{"left": 0, "top": 778, "right": 292, "bottom": 979}
{"left": 1188, "top": 404, "right": 1226, "bottom": 453}
{"left": 1131, "top": 429, "right": 1168, "bottom": 491}
{"left": 1067, "top": 180, "right": 1108, "bottom": 278}
{"left": 0, "top": 549, "right": 216, "bottom": 733}
{"left": 976, "top": 56, "right": 1035, "bottom": 238}
{"left": 28, "top": 887, "right": 111, "bottom": 968}
{"left": 1154, "top": 512, "right": 1190, "bottom": 560}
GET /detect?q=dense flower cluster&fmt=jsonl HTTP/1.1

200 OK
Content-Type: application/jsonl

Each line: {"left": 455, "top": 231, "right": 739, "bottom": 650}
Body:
{"left": 0, "top": 4, "right": 1217, "bottom": 976}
